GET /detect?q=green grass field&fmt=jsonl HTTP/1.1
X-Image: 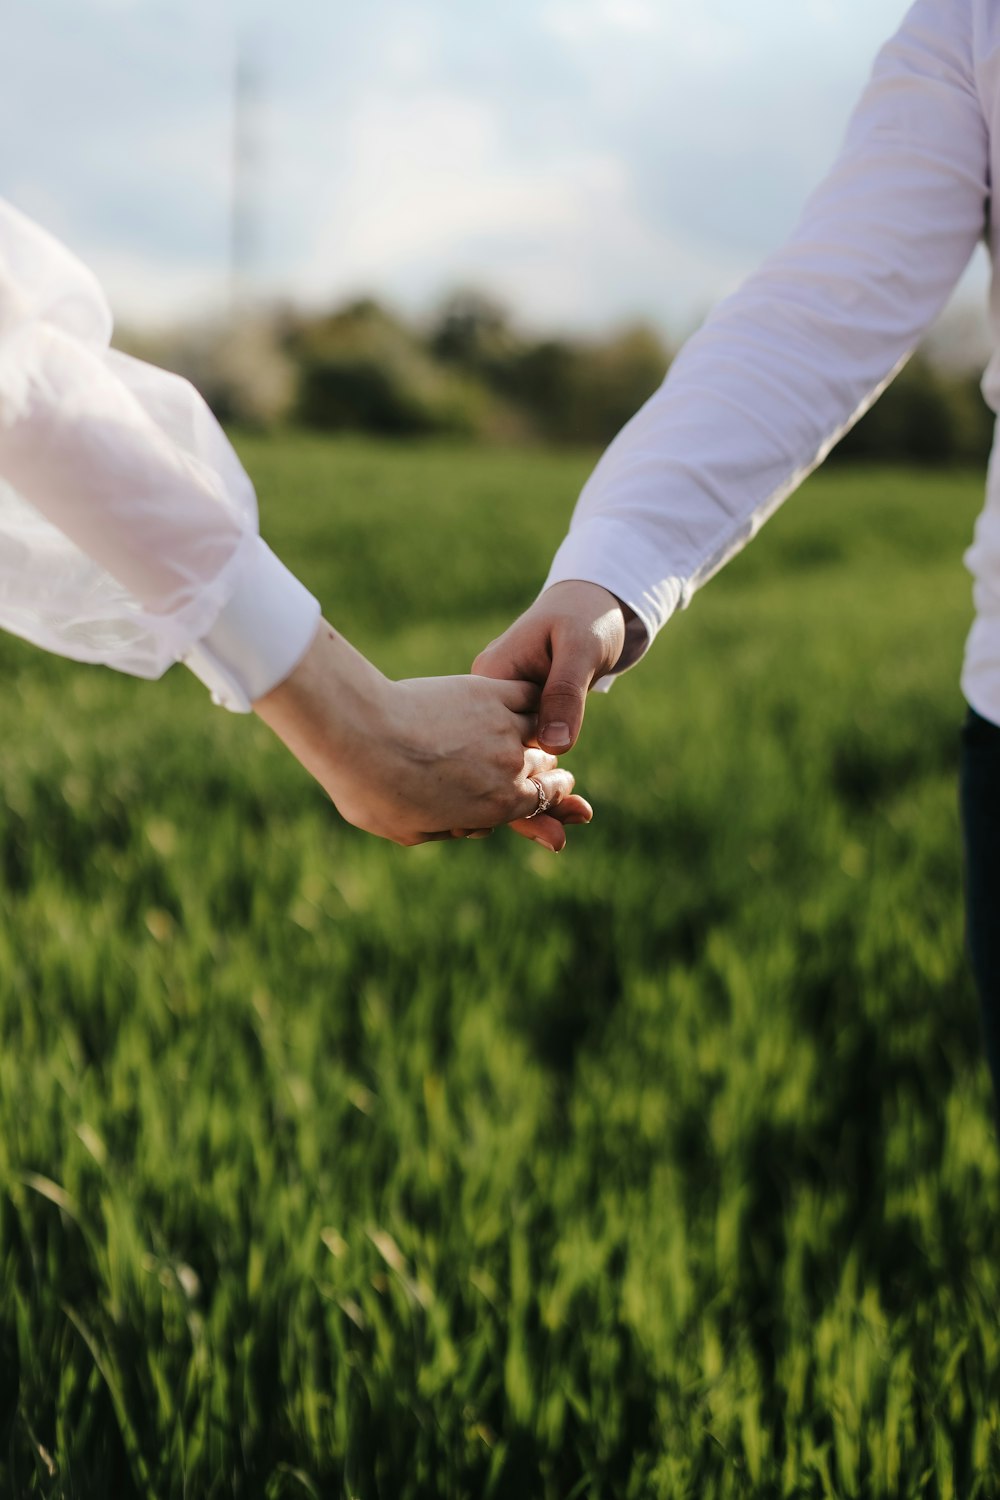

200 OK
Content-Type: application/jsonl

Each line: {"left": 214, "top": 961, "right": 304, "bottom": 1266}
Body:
{"left": 1, "top": 436, "right": 998, "bottom": 1498}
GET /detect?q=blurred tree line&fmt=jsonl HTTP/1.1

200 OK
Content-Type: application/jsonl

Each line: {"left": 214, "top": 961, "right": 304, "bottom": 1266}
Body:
{"left": 120, "top": 290, "right": 996, "bottom": 462}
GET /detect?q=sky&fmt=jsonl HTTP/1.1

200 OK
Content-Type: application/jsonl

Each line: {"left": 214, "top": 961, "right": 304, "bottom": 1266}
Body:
{"left": 0, "top": 0, "right": 990, "bottom": 340}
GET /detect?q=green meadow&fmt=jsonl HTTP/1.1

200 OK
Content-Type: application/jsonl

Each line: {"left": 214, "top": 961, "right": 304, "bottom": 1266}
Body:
{"left": 1, "top": 435, "right": 998, "bottom": 1498}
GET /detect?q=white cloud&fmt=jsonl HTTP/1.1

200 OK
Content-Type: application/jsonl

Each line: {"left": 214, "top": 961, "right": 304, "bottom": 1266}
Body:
{"left": 543, "top": 0, "right": 666, "bottom": 42}
{"left": 297, "top": 92, "right": 616, "bottom": 292}
{"left": 290, "top": 88, "right": 747, "bottom": 332}
{"left": 542, "top": 0, "right": 746, "bottom": 65}
{"left": 377, "top": 10, "right": 437, "bottom": 83}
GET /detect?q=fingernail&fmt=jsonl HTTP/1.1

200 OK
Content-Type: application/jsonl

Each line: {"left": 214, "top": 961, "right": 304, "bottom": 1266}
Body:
{"left": 542, "top": 722, "right": 571, "bottom": 750}
{"left": 533, "top": 837, "right": 559, "bottom": 852}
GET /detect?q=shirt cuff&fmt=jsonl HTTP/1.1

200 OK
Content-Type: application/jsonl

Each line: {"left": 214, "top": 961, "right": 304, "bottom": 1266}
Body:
{"left": 182, "top": 537, "right": 321, "bottom": 713}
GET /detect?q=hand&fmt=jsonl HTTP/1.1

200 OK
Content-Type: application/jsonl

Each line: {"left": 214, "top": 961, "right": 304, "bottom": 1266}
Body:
{"left": 473, "top": 581, "right": 630, "bottom": 753}
{"left": 253, "top": 620, "right": 594, "bottom": 849}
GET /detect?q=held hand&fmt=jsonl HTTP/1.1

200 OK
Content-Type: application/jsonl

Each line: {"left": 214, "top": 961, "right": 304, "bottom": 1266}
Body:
{"left": 472, "top": 581, "right": 629, "bottom": 753}
{"left": 253, "top": 621, "right": 593, "bottom": 849}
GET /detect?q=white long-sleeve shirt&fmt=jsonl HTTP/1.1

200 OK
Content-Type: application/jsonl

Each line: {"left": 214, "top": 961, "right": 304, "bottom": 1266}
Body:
{"left": 0, "top": 198, "right": 319, "bottom": 711}
{"left": 547, "top": 0, "right": 1000, "bottom": 724}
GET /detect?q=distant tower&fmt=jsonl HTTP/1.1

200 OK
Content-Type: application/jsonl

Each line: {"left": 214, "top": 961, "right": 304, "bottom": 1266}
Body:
{"left": 230, "top": 38, "right": 264, "bottom": 316}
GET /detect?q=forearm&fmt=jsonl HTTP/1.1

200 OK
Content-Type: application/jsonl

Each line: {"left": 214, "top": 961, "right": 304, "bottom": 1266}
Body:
{"left": 252, "top": 618, "right": 388, "bottom": 769}
{"left": 547, "top": 0, "right": 988, "bottom": 661}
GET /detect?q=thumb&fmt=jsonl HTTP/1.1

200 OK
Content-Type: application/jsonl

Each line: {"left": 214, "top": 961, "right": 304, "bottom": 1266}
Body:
{"left": 538, "top": 637, "right": 597, "bottom": 753}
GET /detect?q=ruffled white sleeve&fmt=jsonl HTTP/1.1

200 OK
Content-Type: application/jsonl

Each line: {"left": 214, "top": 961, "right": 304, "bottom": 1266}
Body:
{"left": 0, "top": 198, "right": 320, "bottom": 710}
{"left": 545, "top": 0, "right": 988, "bottom": 686}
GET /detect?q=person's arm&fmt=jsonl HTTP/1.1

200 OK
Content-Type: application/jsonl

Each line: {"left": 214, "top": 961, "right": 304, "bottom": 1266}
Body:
{"left": 0, "top": 196, "right": 316, "bottom": 691}
{"left": 0, "top": 200, "right": 590, "bottom": 848}
{"left": 475, "top": 0, "right": 990, "bottom": 749}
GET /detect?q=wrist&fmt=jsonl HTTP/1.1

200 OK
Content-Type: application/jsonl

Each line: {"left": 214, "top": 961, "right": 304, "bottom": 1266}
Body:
{"left": 253, "top": 619, "right": 391, "bottom": 774}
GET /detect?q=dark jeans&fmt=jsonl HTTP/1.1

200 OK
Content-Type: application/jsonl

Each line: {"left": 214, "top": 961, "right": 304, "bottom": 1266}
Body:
{"left": 960, "top": 705, "right": 1000, "bottom": 1116}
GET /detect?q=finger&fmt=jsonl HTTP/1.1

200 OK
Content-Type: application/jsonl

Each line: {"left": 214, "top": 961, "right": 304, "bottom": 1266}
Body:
{"left": 523, "top": 747, "right": 558, "bottom": 777}
{"left": 508, "top": 795, "right": 592, "bottom": 847}
{"left": 499, "top": 678, "right": 542, "bottom": 714}
{"left": 448, "top": 827, "right": 495, "bottom": 839}
{"left": 509, "top": 813, "right": 568, "bottom": 852}
{"left": 509, "top": 768, "right": 578, "bottom": 852}
{"left": 513, "top": 766, "right": 576, "bottom": 823}
{"left": 538, "top": 639, "right": 596, "bottom": 753}
{"left": 472, "top": 639, "right": 528, "bottom": 681}
{"left": 513, "top": 711, "right": 539, "bottom": 746}
{"left": 470, "top": 640, "right": 504, "bottom": 678}
{"left": 547, "top": 793, "right": 593, "bottom": 825}
{"left": 483, "top": 752, "right": 562, "bottom": 830}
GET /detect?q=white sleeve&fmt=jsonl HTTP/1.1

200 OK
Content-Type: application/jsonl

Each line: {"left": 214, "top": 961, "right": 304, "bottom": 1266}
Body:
{"left": 0, "top": 198, "right": 319, "bottom": 710}
{"left": 545, "top": 0, "right": 989, "bottom": 685}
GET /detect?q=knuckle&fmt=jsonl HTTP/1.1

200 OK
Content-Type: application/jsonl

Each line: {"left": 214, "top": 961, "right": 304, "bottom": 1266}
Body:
{"left": 488, "top": 790, "right": 517, "bottom": 823}
{"left": 472, "top": 640, "right": 506, "bottom": 676}
{"left": 499, "top": 748, "right": 524, "bottom": 778}
{"left": 545, "top": 677, "right": 586, "bottom": 701}
{"left": 527, "top": 747, "right": 557, "bottom": 769}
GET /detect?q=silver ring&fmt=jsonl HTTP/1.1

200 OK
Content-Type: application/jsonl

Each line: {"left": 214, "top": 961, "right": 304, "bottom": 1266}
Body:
{"left": 524, "top": 776, "right": 552, "bottom": 820}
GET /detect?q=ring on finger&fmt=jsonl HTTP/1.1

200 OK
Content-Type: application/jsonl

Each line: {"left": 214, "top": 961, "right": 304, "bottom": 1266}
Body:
{"left": 524, "top": 775, "right": 553, "bottom": 820}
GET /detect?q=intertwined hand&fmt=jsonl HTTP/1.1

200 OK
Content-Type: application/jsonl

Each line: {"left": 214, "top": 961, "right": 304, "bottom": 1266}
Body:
{"left": 254, "top": 620, "right": 593, "bottom": 849}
